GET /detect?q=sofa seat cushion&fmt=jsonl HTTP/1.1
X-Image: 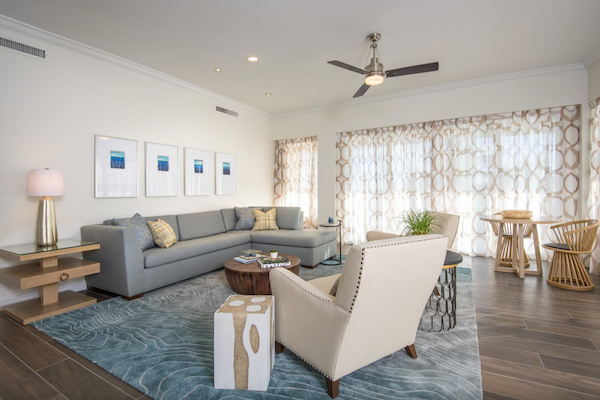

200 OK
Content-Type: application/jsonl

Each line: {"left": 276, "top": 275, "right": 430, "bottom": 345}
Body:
{"left": 144, "top": 231, "right": 251, "bottom": 268}
{"left": 251, "top": 229, "right": 336, "bottom": 248}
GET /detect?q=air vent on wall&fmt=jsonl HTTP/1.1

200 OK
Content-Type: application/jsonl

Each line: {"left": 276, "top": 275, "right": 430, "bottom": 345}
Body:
{"left": 216, "top": 106, "right": 238, "bottom": 117}
{"left": 0, "top": 37, "right": 46, "bottom": 59}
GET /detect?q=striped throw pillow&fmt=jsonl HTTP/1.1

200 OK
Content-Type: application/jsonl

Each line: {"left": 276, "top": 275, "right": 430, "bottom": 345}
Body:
{"left": 252, "top": 208, "right": 279, "bottom": 231}
{"left": 148, "top": 219, "right": 177, "bottom": 248}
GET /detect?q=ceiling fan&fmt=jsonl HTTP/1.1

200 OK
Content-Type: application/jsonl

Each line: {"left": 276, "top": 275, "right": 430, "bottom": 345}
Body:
{"left": 328, "top": 33, "right": 439, "bottom": 98}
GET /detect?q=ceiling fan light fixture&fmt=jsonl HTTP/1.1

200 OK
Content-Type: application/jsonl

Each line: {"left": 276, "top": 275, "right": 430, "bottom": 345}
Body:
{"left": 365, "top": 71, "right": 384, "bottom": 86}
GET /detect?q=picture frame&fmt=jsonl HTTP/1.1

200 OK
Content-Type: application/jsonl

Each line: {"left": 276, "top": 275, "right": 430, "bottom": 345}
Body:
{"left": 184, "top": 147, "right": 211, "bottom": 196}
{"left": 145, "top": 142, "right": 179, "bottom": 197}
{"left": 94, "top": 135, "right": 138, "bottom": 198}
{"left": 215, "top": 152, "right": 237, "bottom": 195}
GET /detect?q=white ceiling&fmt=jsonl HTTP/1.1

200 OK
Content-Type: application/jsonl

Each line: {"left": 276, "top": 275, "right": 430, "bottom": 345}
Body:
{"left": 2, "top": 0, "right": 600, "bottom": 115}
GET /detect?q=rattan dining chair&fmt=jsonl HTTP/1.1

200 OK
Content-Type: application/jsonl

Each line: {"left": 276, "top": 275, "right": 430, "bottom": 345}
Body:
{"left": 488, "top": 212, "right": 533, "bottom": 267}
{"left": 543, "top": 219, "right": 599, "bottom": 291}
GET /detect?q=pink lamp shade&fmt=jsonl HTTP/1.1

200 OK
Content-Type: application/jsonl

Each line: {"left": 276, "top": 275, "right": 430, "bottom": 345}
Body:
{"left": 27, "top": 169, "right": 64, "bottom": 197}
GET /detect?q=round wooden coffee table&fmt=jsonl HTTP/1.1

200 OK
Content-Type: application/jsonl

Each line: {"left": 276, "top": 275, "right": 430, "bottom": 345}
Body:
{"left": 224, "top": 254, "right": 301, "bottom": 295}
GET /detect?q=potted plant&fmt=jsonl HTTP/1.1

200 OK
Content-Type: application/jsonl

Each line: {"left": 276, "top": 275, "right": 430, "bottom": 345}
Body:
{"left": 270, "top": 249, "right": 278, "bottom": 259}
{"left": 399, "top": 209, "right": 442, "bottom": 236}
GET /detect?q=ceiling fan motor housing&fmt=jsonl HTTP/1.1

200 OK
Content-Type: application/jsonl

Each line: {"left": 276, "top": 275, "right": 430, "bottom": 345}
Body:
{"left": 365, "top": 57, "right": 385, "bottom": 85}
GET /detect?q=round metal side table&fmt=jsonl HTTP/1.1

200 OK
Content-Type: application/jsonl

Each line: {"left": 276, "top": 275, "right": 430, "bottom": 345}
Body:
{"left": 419, "top": 250, "right": 463, "bottom": 332}
{"left": 318, "top": 222, "right": 342, "bottom": 265}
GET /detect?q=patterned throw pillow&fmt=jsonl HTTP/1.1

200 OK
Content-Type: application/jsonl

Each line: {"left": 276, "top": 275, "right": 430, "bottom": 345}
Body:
{"left": 147, "top": 219, "right": 177, "bottom": 248}
{"left": 252, "top": 208, "right": 279, "bottom": 231}
{"left": 234, "top": 207, "right": 256, "bottom": 230}
{"left": 113, "top": 213, "right": 155, "bottom": 251}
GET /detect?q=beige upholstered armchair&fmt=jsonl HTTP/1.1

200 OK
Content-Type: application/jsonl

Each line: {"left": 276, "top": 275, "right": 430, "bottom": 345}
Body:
{"left": 366, "top": 212, "right": 460, "bottom": 249}
{"left": 269, "top": 234, "right": 448, "bottom": 398}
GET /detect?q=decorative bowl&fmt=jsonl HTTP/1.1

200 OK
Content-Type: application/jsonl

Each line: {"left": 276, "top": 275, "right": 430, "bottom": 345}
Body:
{"left": 501, "top": 210, "right": 533, "bottom": 219}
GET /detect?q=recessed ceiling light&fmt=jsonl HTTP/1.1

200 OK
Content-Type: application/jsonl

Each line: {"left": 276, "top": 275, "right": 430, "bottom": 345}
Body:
{"left": 265, "top": 93, "right": 272, "bottom": 97}
{"left": 214, "top": 68, "right": 221, "bottom": 72}
{"left": 247, "top": 56, "right": 258, "bottom": 63}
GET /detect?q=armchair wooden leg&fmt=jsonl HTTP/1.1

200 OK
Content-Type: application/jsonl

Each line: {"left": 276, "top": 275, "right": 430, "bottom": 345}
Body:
{"left": 275, "top": 341, "right": 285, "bottom": 354}
{"left": 325, "top": 377, "right": 340, "bottom": 398}
{"left": 404, "top": 344, "right": 417, "bottom": 358}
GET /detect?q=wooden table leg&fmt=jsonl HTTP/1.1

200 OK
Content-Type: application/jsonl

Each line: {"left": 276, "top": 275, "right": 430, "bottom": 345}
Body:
{"left": 532, "top": 225, "right": 543, "bottom": 276}
{"left": 511, "top": 224, "right": 519, "bottom": 276}
{"left": 40, "top": 283, "right": 59, "bottom": 305}
{"left": 518, "top": 223, "right": 525, "bottom": 278}
{"left": 494, "top": 223, "right": 504, "bottom": 272}
{"left": 39, "top": 255, "right": 60, "bottom": 305}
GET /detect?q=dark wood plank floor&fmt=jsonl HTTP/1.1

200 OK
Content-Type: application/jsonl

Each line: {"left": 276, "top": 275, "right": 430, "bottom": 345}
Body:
{"left": 470, "top": 256, "right": 600, "bottom": 400}
{"left": 1, "top": 256, "right": 599, "bottom": 399}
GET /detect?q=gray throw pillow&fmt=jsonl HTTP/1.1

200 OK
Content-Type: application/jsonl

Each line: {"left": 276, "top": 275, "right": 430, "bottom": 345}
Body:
{"left": 113, "top": 213, "right": 155, "bottom": 251}
{"left": 234, "top": 207, "right": 256, "bottom": 230}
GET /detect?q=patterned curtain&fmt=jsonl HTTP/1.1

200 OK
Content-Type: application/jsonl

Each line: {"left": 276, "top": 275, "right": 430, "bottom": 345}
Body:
{"left": 586, "top": 98, "right": 600, "bottom": 275}
{"left": 336, "top": 105, "right": 581, "bottom": 260}
{"left": 274, "top": 136, "right": 318, "bottom": 229}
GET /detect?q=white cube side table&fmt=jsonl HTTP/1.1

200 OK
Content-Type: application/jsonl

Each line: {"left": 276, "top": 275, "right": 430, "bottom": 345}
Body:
{"left": 214, "top": 295, "right": 274, "bottom": 391}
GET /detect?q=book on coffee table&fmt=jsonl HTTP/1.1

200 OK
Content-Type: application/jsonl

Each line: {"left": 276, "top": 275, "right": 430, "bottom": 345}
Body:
{"left": 240, "top": 249, "right": 263, "bottom": 258}
{"left": 233, "top": 256, "right": 259, "bottom": 264}
{"left": 258, "top": 255, "right": 291, "bottom": 268}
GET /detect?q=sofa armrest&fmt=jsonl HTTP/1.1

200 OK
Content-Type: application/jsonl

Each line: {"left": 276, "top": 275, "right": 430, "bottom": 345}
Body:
{"left": 81, "top": 224, "right": 146, "bottom": 297}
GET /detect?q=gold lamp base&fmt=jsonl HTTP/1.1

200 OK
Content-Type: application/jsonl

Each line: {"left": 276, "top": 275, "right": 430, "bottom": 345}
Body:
{"left": 36, "top": 196, "right": 58, "bottom": 247}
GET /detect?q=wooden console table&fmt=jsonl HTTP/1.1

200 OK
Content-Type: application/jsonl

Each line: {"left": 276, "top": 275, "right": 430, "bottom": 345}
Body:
{"left": 0, "top": 239, "right": 100, "bottom": 325}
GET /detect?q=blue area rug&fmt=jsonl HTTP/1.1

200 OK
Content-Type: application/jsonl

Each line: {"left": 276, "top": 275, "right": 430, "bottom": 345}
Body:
{"left": 32, "top": 260, "right": 482, "bottom": 399}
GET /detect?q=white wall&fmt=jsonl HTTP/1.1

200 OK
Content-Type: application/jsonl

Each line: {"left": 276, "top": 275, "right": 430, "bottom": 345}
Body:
{"left": 590, "top": 57, "right": 600, "bottom": 101}
{"left": 0, "top": 25, "right": 273, "bottom": 306}
{"left": 272, "top": 65, "right": 590, "bottom": 228}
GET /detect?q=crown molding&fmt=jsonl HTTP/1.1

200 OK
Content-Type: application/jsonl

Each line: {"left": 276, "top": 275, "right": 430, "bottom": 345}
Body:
{"left": 0, "top": 14, "right": 271, "bottom": 119}
{"left": 273, "top": 63, "right": 587, "bottom": 120}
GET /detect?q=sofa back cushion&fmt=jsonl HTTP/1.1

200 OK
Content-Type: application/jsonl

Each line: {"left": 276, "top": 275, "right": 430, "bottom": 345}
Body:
{"left": 177, "top": 211, "right": 227, "bottom": 240}
{"left": 261, "top": 207, "right": 302, "bottom": 230}
{"left": 220, "top": 208, "right": 237, "bottom": 231}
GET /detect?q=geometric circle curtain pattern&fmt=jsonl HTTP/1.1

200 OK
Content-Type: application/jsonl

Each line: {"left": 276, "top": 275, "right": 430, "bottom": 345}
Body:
{"left": 274, "top": 136, "right": 319, "bottom": 229}
{"left": 586, "top": 98, "right": 600, "bottom": 275}
{"left": 336, "top": 105, "right": 580, "bottom": 261}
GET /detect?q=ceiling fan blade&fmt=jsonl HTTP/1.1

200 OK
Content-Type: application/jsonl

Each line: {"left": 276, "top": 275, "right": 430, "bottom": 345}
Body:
{"left": 385, "top": 62, "right": 439, "bottom": 78}
{"left": 328, "top": 60, "right": 366, "bottom": 75}
{"left": 353, "top": 83, "right": 370, "bottom": 98}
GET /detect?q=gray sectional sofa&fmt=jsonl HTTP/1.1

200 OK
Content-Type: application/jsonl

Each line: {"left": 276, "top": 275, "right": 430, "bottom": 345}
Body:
{"left": 80, "top": 207, "right": 337, "bottom": 299}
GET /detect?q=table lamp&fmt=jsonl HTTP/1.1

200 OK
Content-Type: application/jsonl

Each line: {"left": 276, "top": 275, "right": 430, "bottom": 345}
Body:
{"left": 27, "top": 169, "right": 64, "bottom": 247}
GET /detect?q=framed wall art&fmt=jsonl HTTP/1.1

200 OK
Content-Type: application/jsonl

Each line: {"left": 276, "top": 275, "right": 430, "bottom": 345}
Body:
{"left": 215, "top": 152, "right": 237, "bottom": 195}
{"left": 184, "top": 147, "right": 211, "bottom": 196}
{"left": 94, "top": 135, "right": 138, "bottom": 198}
{"left": 145, "top": 142, "right": 179, "bottom": 197}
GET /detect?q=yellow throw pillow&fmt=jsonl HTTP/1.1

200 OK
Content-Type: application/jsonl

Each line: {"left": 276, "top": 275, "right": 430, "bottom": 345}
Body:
{"left": 148, "top": 219, "right": 177, "bottom": 248}
{"left": 252, "top": 208, "right": 279, "bottom": 231}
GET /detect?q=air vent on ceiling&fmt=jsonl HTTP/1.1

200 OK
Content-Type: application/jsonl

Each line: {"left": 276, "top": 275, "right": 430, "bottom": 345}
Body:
{"left": 0, "top": 37, "right": 47, "bottom": 59}
{"left": 216, "top": 106, "right": 238, "bottom": 117}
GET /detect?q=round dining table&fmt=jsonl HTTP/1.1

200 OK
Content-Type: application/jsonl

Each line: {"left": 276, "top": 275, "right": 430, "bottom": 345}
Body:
{"left": 479, "top": 215, "right": 559, "bottom": 278}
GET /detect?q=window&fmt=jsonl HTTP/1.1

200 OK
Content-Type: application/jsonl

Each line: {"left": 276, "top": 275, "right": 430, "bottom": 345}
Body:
{"left": 336, "top": 105, "right": 580, "bottom": 259}
{"left": 274, "top": 136, "right": 318, "bottom": 229}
